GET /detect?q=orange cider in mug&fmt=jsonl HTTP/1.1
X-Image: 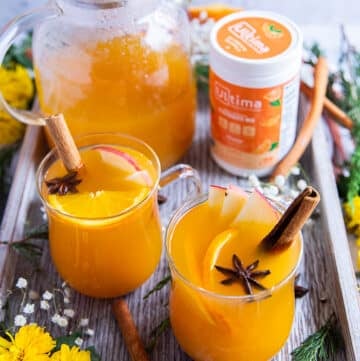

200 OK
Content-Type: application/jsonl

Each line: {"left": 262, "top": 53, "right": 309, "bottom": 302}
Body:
{"left": 37, "top": 134, "right": 162, "bottom": 298}
{"left": 166, "top": 185, "right": 302, "bottom": 361}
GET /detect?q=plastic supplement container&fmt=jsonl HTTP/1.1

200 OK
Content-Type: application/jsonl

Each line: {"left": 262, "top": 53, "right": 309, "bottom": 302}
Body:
{"left": 209, "top": 10, "right": 303, "bottom": 177}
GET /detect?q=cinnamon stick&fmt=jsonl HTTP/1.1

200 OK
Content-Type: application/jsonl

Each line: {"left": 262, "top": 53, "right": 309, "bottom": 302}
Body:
{"left": 112, "top": 298, "right": 150, "bottom": 361}
{"left": 270, "top": 57, "right": 329, "bottom": 180}
{"left": 300, "top": 81, "right": 353, "bottom": 130}
{"left": 262, "top": 186, "right": 320, "bottom": 250}
{"left": 44, "top": 114, "right": 83, "bottom": 172}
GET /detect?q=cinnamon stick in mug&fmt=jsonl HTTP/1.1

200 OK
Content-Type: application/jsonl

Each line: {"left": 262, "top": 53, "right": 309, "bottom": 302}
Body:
{"left": 262, "top": 186, "right": 320, "bottom": 250}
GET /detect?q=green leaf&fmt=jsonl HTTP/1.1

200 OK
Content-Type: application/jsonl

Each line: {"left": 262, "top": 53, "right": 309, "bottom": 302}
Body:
{"left": 86, "top": 346, "right": 102, "bottom": 361}
{"left": 54, "top": 332, "right": 82, "bottom": 351}
{"left": 3, "top": 33, "right": 33, "bottom": 69}
{"left": 269, "top": 24, "right": 282, "bottom": 33}
{"left": 143, "top": 275, "right": 171, "bottom": 300}
{"left": 270, "top": 142, "right": 279, "bottom": 151}
{"left": 0, "top": 144, "right": 19, "bottom": 219}
{"left": 270, "top": 99, "right": 281, "bottom": 106}
{"left": 195, "top": 60, "right": 209, "bottom": 92}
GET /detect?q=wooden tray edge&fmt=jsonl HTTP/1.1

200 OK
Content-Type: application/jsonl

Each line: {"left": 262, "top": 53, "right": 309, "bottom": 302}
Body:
{"left": 310, "top": 120, "right": 360, "bottom": 361}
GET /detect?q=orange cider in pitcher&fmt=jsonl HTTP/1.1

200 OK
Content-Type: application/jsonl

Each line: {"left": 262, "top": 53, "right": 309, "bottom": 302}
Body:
{"left": 38, "top": 135, "right": 162, "bottom": 298}
{"left": 167, "top": 185, "right": 302, "bottom": 361}
{"left": 35, "top": 35, "right": 196, "bottom": 169}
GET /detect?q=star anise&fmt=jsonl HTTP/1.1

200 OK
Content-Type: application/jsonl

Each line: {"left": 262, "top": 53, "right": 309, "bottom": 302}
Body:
{"left": 45, "top": 171, "right": 82, "bottom": 196}
{"left": 215, "top": 254, "right": 271, "bottom": 295}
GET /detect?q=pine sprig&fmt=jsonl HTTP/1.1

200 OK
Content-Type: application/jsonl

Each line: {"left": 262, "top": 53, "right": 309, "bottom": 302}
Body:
{"left": 0, "top": 223, "right": 48, "bottom": 264}
{"left": 291, "top": 315, "right": 342, "bottom": 361}
{"left": 146, "top": 317, "right": 170, "bottom": 353}
{"left": 143, "top": 275, "right": 171, "bottom": 300}
{"left": 308, "top": 27, "right": 360, "bottom": 205}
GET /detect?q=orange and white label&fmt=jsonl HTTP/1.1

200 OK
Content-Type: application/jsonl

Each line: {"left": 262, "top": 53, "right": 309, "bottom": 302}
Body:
{"left": 210, "top": 70, "right": 298, "bottom": 170}
{"left": 216, "top": 17, "right": 292, "bottom": 59}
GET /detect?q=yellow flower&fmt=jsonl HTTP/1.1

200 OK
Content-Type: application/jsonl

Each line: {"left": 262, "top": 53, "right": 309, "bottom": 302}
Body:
{"left": 0, "top": 324, "right": 55, "bottom": 361}
{"left": 50, "top": 345, "right": 90, "bottom": 361}
{"left": 0, "top": 65, "right": 34, "bottom": 146}
{"left": 0, "top": 65, "right": 34, "bottom": 109}
{"left": 344, "top": 197, "right": 360, "bottom": 236}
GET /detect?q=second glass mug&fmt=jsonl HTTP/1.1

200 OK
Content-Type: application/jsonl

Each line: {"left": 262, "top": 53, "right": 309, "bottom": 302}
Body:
{"left": 0, "top": 0, "right": 196, "bottom": 169}
{"left": 36, "top": 133, "right": 202, "bottom": 298}
{"left": 166, "top": 194, "right": 303, "bottom": 361}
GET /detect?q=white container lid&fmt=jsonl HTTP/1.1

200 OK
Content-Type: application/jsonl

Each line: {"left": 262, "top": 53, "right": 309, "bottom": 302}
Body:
{"left": 210, "top": 10, "right": 303, "bottom": 87}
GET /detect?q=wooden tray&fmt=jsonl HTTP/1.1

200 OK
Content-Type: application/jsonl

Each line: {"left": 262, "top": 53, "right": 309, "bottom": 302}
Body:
{"left": 0, "top": 95, "right": 359, "bottom": 361}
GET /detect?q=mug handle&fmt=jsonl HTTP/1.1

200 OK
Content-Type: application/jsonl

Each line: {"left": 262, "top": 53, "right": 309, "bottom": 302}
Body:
{"left": 0, "top": 4, "right": 61, "bottom": 126}
{"left": 159, "top": 163, "right": 202, "bottom": 199}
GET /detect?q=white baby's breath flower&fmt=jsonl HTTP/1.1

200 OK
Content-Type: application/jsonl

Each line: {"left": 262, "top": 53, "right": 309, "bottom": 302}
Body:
{"left": 79, "top": 318, "right": 89, "bottom": 327}
{"left": 28, "top": 290, "right": 39, "bottom": 300}
{"left": 16, "top": 277, "right": 27, "bottom": 289}
{"left": 74, "top": 337, "right": 84, "bottom": 347}
{"left": 63, "top": 297, "right": 70, "bottom": 304}
{"left": 42, "top": 291, "right": 53, "bottom": 300}
{"left": 290, "top": 166, "right": 301, "bottom": 176}
{"left": 40, "top": 300, "right": 50, "bottom": 310}
{"left": 248, "top": 174, "right": 260, "bottom": 188}
{"left": 23, "top": 303, "right": 35, "bottom": 315}
{"left": 297, "top": 179, "right": 307, "bottom": 191}
{"left": 64, "top": 309, "right": 75, "bottom": 318}
{"left": 85, "top": 328, "right": 95, "bottom": 337}
{"left": 274, "top": 174, "right": 285, "bottom": 188}
{"left": 14, "top": 314, "right": 27, "bottom": 326}
{"left": 51, "top": 313, "right": 61, "bottom": 324}
{"left": 57, "top": 316, "right": 68, "bottom": 328}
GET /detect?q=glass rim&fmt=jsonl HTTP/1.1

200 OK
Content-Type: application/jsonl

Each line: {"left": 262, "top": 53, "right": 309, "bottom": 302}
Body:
{"left": 36, "top": 132, "right": 161, "bottom": 222}
{"left": 165, "top": 192, "right": 304, "bottom": 302}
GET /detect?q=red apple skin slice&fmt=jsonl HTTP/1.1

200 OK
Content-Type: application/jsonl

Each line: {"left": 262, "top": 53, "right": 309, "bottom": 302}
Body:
{"left": 125, "top": 170, "right": 152, "bottom": 187}
{"left": 219, "top": 185, "right": 248, "bottom": 226}
{"left": 94, "top": 145, "right": 141, "bottom": 173}
{"left": 231, "top": 189, "right": 280, "bottom": 227}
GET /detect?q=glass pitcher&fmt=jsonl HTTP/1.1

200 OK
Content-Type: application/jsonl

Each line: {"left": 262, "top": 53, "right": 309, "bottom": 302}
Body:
{"left": 0, "top": 0, "right": 196, "bottom": 168}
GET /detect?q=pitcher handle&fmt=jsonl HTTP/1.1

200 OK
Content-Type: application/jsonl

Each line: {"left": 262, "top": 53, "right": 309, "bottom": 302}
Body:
{"left": 0, "top": 4, "right": 62, "bottom": 126}
{"left": 159, "top": 163, "right": 202, "bottom": 199}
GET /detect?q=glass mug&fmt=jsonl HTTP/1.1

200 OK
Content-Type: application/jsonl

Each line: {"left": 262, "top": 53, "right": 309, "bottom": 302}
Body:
{"left": 165, "top": 194, "right": 303, "bottom": 361}
{"left": 36, "top": 133, "right": 201, "bottom": 298}
{"left": 0, "top": 0, "right": 196, "bottom": 168}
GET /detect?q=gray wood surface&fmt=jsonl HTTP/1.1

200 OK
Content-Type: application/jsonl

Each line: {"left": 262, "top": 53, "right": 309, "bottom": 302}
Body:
{"left": 0, "top": 95, "right": 357, "bottom": 360}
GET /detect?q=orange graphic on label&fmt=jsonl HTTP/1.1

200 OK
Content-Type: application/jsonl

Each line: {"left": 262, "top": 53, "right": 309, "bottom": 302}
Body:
{"left": 216, "top": 17, "right": 292, "bottom": 59}
{"left": 260, "top": 115, "right": 281, "bottom": 127}
{"left": 262, "top": 22, "right": 284, "bottom": 39}
{"left": 263, "top": 87, "right": 282, "bottom": 102}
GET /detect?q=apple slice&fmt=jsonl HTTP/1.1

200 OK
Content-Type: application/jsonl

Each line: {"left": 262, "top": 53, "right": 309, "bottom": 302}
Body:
{"left": 125, "top": 170, "right": 152, "bottom": 187}
{"left": 94, "top": 145, "right": 141, "bottom": 173}
{"left": 219, "top": 185, "right": 248, "bottom": 226}
{"left": 208, "top": 185, "right": 227, "bottom": 215}
{"left": 231, "top": 189, "right": 280, "bottom": 227}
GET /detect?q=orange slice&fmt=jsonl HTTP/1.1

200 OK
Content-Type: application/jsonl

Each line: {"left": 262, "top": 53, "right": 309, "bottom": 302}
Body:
{"left": 48, "top": 189, "right": 149, "bottom": 218}
{"left": 202, "top": 228, "right": 240, "bottom": 293}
